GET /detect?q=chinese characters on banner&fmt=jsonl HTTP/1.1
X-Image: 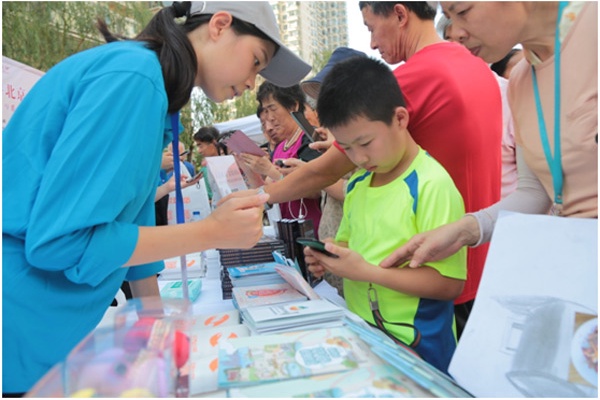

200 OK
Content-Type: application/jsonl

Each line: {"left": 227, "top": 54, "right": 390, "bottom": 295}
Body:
{"left": 3, "top": 56, "right": 44, "bottom": 129}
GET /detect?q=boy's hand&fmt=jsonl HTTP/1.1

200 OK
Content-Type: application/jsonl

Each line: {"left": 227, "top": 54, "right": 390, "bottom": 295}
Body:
{"left": 305, "top": 241, "right": 372, "bottom": 282}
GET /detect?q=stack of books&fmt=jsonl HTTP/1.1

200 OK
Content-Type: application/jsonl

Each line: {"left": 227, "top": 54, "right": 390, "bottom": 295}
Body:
{"left": 183, "top": 309, "right": 250, "bottom": 396}
{"left": 231, "top": 264, "right": 344, "bottom": 335}
{"left": 218, "top": 237, "right": 287, "bottom": 299}
{"left": 227, "top": 262, "right": 287, "bottom": 287}
{"left": 218, "top": 237, "right": 287, "bottom": 268}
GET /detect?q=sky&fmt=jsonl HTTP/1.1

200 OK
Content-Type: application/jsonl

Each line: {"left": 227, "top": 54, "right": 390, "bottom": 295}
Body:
{"left": 345, "top": 1, "right": 381, "bottom": 59}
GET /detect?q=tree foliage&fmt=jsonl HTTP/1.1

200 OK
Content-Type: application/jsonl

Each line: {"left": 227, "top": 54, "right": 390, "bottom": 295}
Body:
{"left": 3, "top": 2, "right": 339, "bottom": 165}
{"left": 2, "top": 2, "right": 156, "bottom": 72}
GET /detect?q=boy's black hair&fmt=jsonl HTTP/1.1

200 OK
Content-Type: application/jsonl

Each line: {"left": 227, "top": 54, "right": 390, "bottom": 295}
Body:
{"left": 317, "top": 57, "right": 406, "bottom": 130}
{"left": 256, "top": 82, "right": 306, "bottom": 113}
{"left": 359, "top": 1, "right": 437, "bottom": 20}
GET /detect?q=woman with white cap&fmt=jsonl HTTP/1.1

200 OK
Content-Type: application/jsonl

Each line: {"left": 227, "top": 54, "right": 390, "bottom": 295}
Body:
{"left": 2, "top": 1, "right": 310, "bottom": 395}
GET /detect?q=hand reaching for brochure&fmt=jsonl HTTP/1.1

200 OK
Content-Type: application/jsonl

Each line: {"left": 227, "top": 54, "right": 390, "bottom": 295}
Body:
{"left": 305, "top": 240, "right": 374, "bottom": 282}
{"left": 208, "top": 190, "right": 269, "bottom": 249}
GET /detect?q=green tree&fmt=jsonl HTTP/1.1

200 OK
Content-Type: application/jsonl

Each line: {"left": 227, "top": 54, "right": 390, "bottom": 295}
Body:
{"left": 2, "top": 2, "right": 156, "bottom": 72}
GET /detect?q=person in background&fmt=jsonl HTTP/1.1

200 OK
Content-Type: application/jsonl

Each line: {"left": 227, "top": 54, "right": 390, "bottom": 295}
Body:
{"left": 305, "top": 56, "right": 466, "bottom": 373}
{"left": 193, "top": 125, "right": 228, "bottom": 202}
{"left": 491, "top": 48, "right": 524, "bottom": 80}
{"left": 239, "top": 82, "right": 323, "bottom": 235}
{"left": 193, "top": 125, "right": 227, "bottom": 158}
{"left": 2, "top": 1, "right": 310, "bottom": 395}
{"left": 257, "top": 105, "right": 279, "bottom": 159}
{"left": 436, "top": 14, "right": 517, "bottom": 198}
{"left": 385, "top": 1, "right": 597, "bottom": 277}
{"left": 166, "top": 141, "right": 195, "bottom": 177}
{"left": 261, "top": 1, "right": 502, "bottom": 337}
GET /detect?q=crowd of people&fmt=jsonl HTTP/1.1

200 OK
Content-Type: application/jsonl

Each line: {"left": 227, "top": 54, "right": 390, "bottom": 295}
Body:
{"left": 3, "top": 1, "right": 597, "bottom": 396}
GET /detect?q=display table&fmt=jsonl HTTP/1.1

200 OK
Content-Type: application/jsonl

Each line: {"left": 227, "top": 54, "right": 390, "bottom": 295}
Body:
{"left": 25, "top": 248, "right": 347, "bottom": 397}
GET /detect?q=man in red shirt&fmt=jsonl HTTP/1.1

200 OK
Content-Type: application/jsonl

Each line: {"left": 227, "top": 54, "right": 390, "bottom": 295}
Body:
{"left": 263, "top": 2, "right": 501, "bottom": 337}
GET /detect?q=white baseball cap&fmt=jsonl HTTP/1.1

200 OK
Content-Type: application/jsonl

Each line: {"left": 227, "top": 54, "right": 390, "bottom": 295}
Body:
{"left": 189, "top": 1, "right": 312, "bottom": 87}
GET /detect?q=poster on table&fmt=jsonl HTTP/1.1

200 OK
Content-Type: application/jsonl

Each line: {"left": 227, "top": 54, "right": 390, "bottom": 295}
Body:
{"left": 449, "top": 211, "right": 598, "bottom": 398}
{"left": 3, "top": 56, "right": 44, "bottom": 129}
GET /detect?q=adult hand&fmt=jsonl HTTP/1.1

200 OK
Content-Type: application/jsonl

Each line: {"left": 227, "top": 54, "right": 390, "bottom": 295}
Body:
{"left": 277, "top": 158, "right": 305, "bottom": 176}
{"left": 237, "top": 152, "right": 274, "bottom": 176}
{"left": 309, "top": 127, "right": 335, "bottom": 152}
{"left": 379, "top": 216, "right": 480, "bottom": 269}
{"left": 207, "top": 190, "right": 269, "bottom": 249}
{"left": 161, "top": 150, "right": 175, "bottom": 171}
{"left": 164, "top": 171, "right": 202, "bottom": 192}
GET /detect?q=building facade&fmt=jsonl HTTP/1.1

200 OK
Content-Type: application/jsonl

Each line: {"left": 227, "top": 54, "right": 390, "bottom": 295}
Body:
{"left": 270, "top": 1, "right": 349, "bottom": 67}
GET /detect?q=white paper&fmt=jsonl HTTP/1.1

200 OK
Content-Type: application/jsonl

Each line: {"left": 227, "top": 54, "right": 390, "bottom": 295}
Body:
{"left": 449, "top": 212, "right": 598, "bottom": 398}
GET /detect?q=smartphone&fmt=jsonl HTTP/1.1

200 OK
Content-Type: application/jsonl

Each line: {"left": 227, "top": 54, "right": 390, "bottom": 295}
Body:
{"left": 275, "top": 159, "right": 290, "bottom": 168}
{"left": 296, "top": 237, "right": 339, "bottom": 258}
{"left": 185, "top": 170, "right": 204, "bottom": 183}
{"left": 291, "top": 111, "right": 315, "bottom": 141}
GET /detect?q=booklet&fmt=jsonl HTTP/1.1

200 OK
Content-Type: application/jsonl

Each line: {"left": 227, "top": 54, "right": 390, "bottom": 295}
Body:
{"left": 232, "top": 282, "right": 308, "bottom": 311}
{"left": 228, "top": 364, "right": 435, "bottom": 398}
{"left": 222, "top": 130, "right": 266, "bottom": 157}
{"left": 241, "top": 299, "right": 345, "bottom": 334}
{"left": 217, "top": 327, "right": 366, "bottom": 388}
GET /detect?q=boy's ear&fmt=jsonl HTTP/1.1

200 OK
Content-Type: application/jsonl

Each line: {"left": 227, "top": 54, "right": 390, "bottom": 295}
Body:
{"left": 394, "top": 106, "right": 410, "bottom": 129}
{"left": 208, "top": 11, "right": 234, "bottom": 39}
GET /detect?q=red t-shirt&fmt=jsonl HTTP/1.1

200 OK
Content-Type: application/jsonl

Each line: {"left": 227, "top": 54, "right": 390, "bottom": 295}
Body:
{"left": 336, "top": 42, "right": 502, "bottom": 304}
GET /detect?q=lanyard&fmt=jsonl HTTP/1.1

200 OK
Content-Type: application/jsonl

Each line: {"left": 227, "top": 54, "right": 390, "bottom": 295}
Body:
{"left": 170, "top": 112, "right": 190, "bottom": 302}
{"left": 531, "top": 1, "right": 568, "bottom": 215}
{"left": 367, "top": 283, "right": 421, "bottom": 351}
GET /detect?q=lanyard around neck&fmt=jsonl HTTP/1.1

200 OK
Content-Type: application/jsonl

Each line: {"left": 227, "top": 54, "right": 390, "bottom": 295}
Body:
{"left": 530, "top": 1, "right": 568, "bottom": 215}
{"left": 170, "top": 112, "right": 190, "bottom": 302}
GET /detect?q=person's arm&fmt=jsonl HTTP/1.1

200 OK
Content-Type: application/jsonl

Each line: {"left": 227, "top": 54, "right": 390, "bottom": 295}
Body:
{"left": 379, "top": 146, "right": 552, "bottom": 269}
{"left": 263, "top": 146, "right": 354, "bottom": 204}
{"left": 129, "top": 275, "right": 160, "bottom": 298}
{"left": 124, "top": 191, "right": 268, "bottom": 266}
{"left": 323, "top": 179, "right": 347, "bottom": 202}
{"left": 470, "top": 146, "right": 552, "bottom": 245}
{"left": 306, "top": 243, "right": 464, "bottom": 301}
{"left": 154, "top": 173, "right": 203, "bottom": 201}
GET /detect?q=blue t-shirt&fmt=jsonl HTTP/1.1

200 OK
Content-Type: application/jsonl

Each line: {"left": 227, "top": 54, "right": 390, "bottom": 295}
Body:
{"left": 2, "top": 41, "right": 171, "bottom": 392}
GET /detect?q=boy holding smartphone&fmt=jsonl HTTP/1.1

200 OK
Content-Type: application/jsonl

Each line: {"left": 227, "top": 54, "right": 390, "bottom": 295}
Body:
{"left": 303, "top": 57, "right": 466, "bottom": 373}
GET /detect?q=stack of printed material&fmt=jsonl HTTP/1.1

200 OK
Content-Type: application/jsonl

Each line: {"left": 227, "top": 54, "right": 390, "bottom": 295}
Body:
{"left": 227, "top": 262, "right": 287, "bottom": 287}
{"left": 183, "top": 309, "right": 250, "bottom": 396}
{"left": 159, "top": 251, "right": 206, "bottom": 280}
{"left": 233, "top": 264, "right": 344, "bottom": 334}
{"left": 343, "top": 316, "right": 473, "bottom": 397}
{"left": 160, "top": 279, "right": 203, "bottom": 303}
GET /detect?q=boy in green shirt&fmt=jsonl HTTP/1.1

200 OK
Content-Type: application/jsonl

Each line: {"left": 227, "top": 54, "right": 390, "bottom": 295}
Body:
{"left": 305, "top": 57, "right": 466, "bottom": 373}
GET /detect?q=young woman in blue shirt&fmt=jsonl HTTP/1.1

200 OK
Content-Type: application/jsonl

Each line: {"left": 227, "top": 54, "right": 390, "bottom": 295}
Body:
{"left": 2, "top": 2, "right": 310, "bottom": 395}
